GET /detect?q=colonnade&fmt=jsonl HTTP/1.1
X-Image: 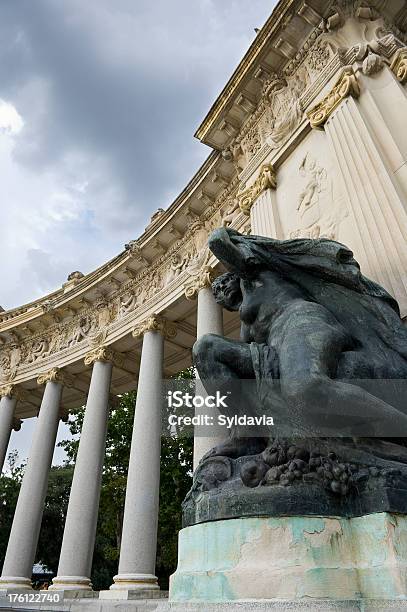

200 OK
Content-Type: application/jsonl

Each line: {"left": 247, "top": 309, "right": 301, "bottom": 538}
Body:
{"left": 0, "top": 283, "right": 223, "bottom": 597}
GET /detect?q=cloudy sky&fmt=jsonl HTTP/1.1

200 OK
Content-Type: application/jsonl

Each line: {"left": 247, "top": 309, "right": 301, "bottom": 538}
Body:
{"left": 1, "top": 0, "right": 275, "bottom": 311}
{"left": 1, "top": 0, "right": 275, "bottom": 466}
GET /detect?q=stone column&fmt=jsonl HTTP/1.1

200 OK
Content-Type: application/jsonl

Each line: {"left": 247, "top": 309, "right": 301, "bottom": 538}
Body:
{"left": 0, "top": 368, "right": 71, "bottom": 591}
{"left": 236, "top": 163, "right": 280, "bottom": 237}
{"left": 0, "top": 385, "right": 24, "bottom": 474}
{"left": 50, "top": 346, "right": 121, "bottom": 592}
{"left": 185, "top": 269, "right": 225, "bottom": 469}
{"left": 308, "top": 66, "right": 407, "bottom": 317}
{"left": 105, "top": 316, "right": 175, "bottom": 597}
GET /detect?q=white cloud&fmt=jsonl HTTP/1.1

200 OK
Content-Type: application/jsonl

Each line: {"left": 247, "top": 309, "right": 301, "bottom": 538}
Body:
{"left": 0, "top": 99, "right": 24, "bottom": 134}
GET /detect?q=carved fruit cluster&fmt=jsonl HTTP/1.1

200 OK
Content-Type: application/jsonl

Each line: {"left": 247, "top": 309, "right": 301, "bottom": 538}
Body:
{"left": 240, "top": 442, "right": 399, "bottom": 497}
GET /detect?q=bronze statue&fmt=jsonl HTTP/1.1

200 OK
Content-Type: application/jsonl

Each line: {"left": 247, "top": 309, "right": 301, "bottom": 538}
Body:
{"left": 184, "top": 228, "right": 407, "bottom": 523}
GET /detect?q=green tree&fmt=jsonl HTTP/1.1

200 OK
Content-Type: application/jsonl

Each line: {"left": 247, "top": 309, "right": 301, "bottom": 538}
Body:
{"left": 36, "top": 465, "right": 74, "bottom": 574}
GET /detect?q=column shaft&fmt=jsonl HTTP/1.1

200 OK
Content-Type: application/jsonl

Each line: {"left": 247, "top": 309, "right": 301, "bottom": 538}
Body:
{"left": 0, "top": 395, "right": 17, "bottom": 473}
{"left": 50, "top": 360, "right": 112, "bottom": 591}
{"left": 110, "top": 330, "right": 163, "bottom": 592}
{"left": 0, "top": 381, "right": 62, "bottom": 590}
{"left": 325, "top": 96, "right": 407, "bottom": 316}
{"left": 193, "top": 287, "right": 224, "bottom": 469}
{"left": 250, "top": 188, "right": 282, "bottom": 238}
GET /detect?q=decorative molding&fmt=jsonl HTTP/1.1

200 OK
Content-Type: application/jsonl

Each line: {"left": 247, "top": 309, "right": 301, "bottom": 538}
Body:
{"left": 307, "top": 68, "right": 360, "bottom": 129}
{"left": 84, "top": 346, "right": 124, "bottom": 368}
{"left": 37, "top": 367, "right": 74, "bottom": 387}
{"left": 0, "top": 384, "right": 28, "bottom": 402}
{"left": 132, "top": 315, "right": 177, "bottom": 340}
{"left": 184, "top": 266, "right": 216, "bottom": 300}
{"left": 390, "top": 48, "right": 407, "bottom": 84}
{"left": 237, "top": 164, "right": 277, "bottom": 215}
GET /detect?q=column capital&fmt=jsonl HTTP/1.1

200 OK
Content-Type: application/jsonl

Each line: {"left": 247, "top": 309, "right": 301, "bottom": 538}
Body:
{"left": 0, "top": 384, "right": 28, "bottom": 402}
{"left": 390, "top": 48, "right": 407, "bottom": 85}
{"left": 307, "top": 67, "right": 360, "bottom": 129}
{"left": 37, "top": 367, "right": 74, "bottom": 388}
{"left": 237, "top": 163, "right": 277, "bottom": 216}
{"left": 84, "top": 346, "right": 124, "bottom": 368}
{"left": 132, "top": 315, "right": 177, "bottom": 340}
{"left": 184, "top": 266, "right": 216, "bottom": 300}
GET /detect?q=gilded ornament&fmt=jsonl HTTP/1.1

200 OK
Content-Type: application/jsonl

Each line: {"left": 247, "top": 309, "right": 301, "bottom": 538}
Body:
{"left": 37, "top": 367, "right": 74, "bottom": 387}
{"left": 0, "top": 384, "right": 28, "bottom": 401}
{"left": 390, "top": 48, "right": 407, "bottom": 84}
{"left": 237, "top": 164, "right": 277, "bottom": 216}
{"left": 132, "top": 315, "right": 177, "bottom": 340}
{"left": 307, "top": 68, "right": 360, "bottom": 129}
{"left": 84, "top": 346, "right": 124, "bottom": 368}
{"left": 184, "top": 266, "right": 216, "bottom": 300}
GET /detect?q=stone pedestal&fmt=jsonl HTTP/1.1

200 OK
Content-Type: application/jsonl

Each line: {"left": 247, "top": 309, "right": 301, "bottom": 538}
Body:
{"left": 169, "top": 513, "right": 407, "bottom": 603}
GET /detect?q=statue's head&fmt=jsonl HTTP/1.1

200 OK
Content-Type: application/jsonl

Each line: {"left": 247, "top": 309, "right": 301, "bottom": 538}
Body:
{"left": 212, "top": 272, "right": 242, "bottom": 311}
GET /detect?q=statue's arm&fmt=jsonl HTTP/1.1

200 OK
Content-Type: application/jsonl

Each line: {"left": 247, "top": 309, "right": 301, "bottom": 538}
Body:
{"left": 208, "top": 227, "right": 249, "bottom": 273}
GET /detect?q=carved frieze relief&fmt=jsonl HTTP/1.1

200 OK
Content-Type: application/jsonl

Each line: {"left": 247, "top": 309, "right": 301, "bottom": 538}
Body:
{"left": 289, "top": 153, "right": 348, "bottom": 240}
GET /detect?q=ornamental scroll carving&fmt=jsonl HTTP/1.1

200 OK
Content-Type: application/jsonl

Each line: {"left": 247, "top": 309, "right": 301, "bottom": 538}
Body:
{"left": 132, "top": 315, "right": 177, "bottom": 340}
{"left": 307, "top": 68, "right": 360, "bottom": 129}
{"left": 237, "top": 164, "right": 277, "bottom": 216}
{"left": 0, "top": 384, "right": 28, "bottom": 401}
{"left": 184, "top": 266, "right": 216, "bottom": 300}
{"left": 37, "top": 367, "right": 74, "bottom": 387}
{"left": 391, "top": 48, "right": 407, "bottom": 84}
{"left": 84, "top": 346, "right": 124, "bottom": 368}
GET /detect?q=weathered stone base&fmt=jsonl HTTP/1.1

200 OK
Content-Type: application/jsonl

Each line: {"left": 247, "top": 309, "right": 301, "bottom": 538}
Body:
{"left": 99, "top": 589, "right": 167, "bottom": 600}
{"left": 2, "top": 598, "right": 407, "bottom": 612}
{"left": 169, "top": 513, "right": 407, "bottom": 602}
{"left": 159, "top": 602, "right": 407, "bottom": 612}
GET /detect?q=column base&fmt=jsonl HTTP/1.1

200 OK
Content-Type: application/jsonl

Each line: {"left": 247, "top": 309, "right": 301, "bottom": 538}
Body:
{"left": 106, "top": 573, "right": 160, "bottom": 595}
{"left": 100, "top": 587, "right": 166, "bottom": 601}
{"left": 0, "top": 576, "right": 32, "bottom": 591}
{"left": 49, "top": 576, "right": 92, "bottom": 591}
